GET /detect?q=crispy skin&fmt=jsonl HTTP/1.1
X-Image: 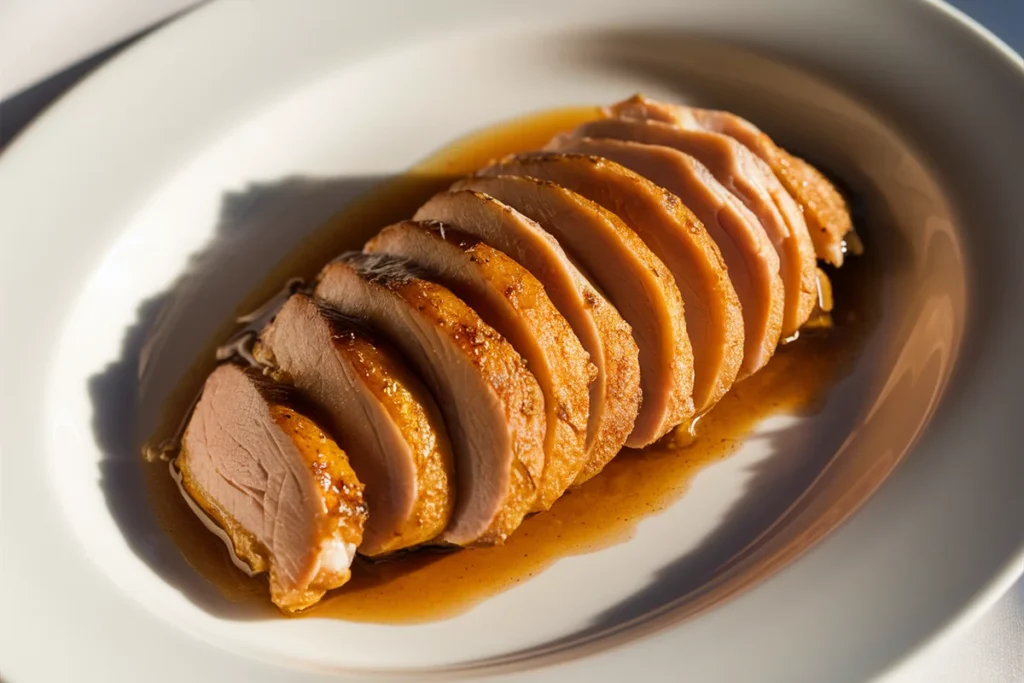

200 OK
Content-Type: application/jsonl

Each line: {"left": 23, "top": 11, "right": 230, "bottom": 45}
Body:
{"left": 329, "top": 332, "right": 453, "bottom": 548}
{"left": 610, "top": 94, "right": 851, "bottom": 268}
{"left": 178, "top": 364, "right": 366, "bottom": 612}
{"left": 367, "top": 222, "right": 593, "bottom": 510}
{"left": 479, "top": 153, "right": 742, "bottom": 416}
{"left": 414, "top": 190, "right": 641, "bottom": 484}
{"left": 256, "top": 294, "right": 454, "bottom": 556}
{"left": 315, "top": 254, "right": 545, "bottom": 545}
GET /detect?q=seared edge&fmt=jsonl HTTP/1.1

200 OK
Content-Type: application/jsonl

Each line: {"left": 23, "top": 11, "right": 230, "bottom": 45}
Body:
{"left": 367, "top": 222, "right": 593, "bottom": 510}
{"left": 315, "top": 253, "right": 545, "bottom": 544}
{"left": 452, "top": 175, "right": 694, "bottom": 447}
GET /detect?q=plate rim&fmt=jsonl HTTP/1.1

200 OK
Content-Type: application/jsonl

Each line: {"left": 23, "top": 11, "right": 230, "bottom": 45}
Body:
{"left": 1, "top": 0, "right": 1022, "bottom": 681}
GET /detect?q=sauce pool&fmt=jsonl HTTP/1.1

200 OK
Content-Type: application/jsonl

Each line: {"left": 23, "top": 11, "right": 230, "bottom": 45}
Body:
{"left": 141, "top": 106, "right": 876, "bottom": 623}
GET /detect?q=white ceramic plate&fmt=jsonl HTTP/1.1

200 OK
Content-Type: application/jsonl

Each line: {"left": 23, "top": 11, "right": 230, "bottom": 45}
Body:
{"left": 1, "top": 1, "right": 1022, "bottom": 681}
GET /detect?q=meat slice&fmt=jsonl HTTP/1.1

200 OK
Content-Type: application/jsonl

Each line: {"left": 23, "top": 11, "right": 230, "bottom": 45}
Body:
{"left": 314, "top": 253, "right": 545, "bottom": 545}
{"left": 478, "top": 154, "right": 742, "bottom": 415}
{"left": 255, "top": 293, "right": 454, "bottom": 556}
{"left": 558, "top": 117, "right": 817, "bottom": 339}
{"left": 609, "top": 95, "right": 852, "bottom": 267}
{"left": 366, "top": 221, "right": 593, "bottom": 510}
{"left": 451, "top": 174, "right": 693, "bottom": 445}
{"left": 413, "top": 190, "right": 640, "bottom": 483}
{"left": 178, "top": 363, "right": 366, "bottom": 612}
{"left": 548, "top": 137, "right": 784, "bottom": 374}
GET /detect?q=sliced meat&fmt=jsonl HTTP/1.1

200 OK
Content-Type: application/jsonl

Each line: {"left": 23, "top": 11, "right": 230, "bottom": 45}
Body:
{"left": 314, "top": 253, "right": 545, "bottom": 545}
{"left": 775, "top": 153, "right": 852, "bottom": 265}
{"left": 366, "top": 221, "right": 593, "bottom": 510}
{"left": 609, "top": 94, "right": 851, "bottom": 267}
{"left": 451, "top": 174, "right": 693, "bottom": 445}
{"left": 548, "top": 137, "right": 784, "bottom": 374}
{"left": 254, "top": 293, "right": 454, "bottom": 556}
{"left": 178, "top": 363, "right": 366, "bottom": 612}
{"left": 559, "top": 116, "right": 817, "bottom": 338}
{"left": 413, "top": 190, "right": 640, "bottom": 483}
{"left": 478, "top": 154, "right": 742, "bottom": 415}
{"left": 555, "top": 132, "right": 816, "bottom": 340}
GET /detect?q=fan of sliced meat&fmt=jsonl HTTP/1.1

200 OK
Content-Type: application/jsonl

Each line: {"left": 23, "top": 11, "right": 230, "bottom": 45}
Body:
{"left": 546, "top": 136, "right": 785, "bottom": 374}
{"left": 553, "top": 117, "right": 817, "bottom": 343}
{"left": 413, "top": 189, "right": 641, "bottom": 484}
{"left": 477, "top": 153, "right": 743, "bottom": 415}
{"left": 608, "top": 94, "right": 853, "bottom": 267}
{"left": 450, "top": 174, "right": 694, "bottom": 445}
{"left": 178, "top": 363, "right": 367, "bottom": 612}
{"left": 314, "top": 252, "right": 546, "bottom": 546}
{"left": 366, "top": 221, "right": 594, "bottom": 511}
{"left": 255, "top": 293, "right": 455, "bottom": 556}
{"left": 170, "top": 94, "right": 857, "bottom": 613}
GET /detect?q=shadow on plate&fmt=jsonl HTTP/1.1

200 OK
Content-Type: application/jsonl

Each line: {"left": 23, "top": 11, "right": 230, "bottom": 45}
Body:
{"left": 88, "top": 173, "right": 397, "bottom": 619}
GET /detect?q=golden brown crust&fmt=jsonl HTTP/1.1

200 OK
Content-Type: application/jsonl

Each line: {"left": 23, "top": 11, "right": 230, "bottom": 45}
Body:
{"left": 329, "top": 333, "right": 455, "bottom": 553}
{"left": 540, "top": 137, "right": 784, "bottom": 378}
{"left": 472, "top": 248, "right": 593, "bottom": 496}
{"left": 570, "top": 276, "right": 642, "bottom": 484}
{"left": 485, "top": 459, "right": 537, "bottom": 543}
{"left": 411, "top": 191, "right": 642, "bottom": 485}
{"left": 388, "top": 278, "right": 543, "bottom": 544}
{"left": 452, "top": 175, "right": 693, "bottom": 447}
{"left": 464, "top": 243, "right": 599, "bottom": 500}
{"left": 773, "top": 150, "right": 853, "bottom": 266}
{"left": 254, "top": 297, "right": 454, "bottom": 557}
{"left": 269, "top": 408, "right": 366, "bottom": 548}
{"left": 743, "top": 153, "right": 820, "bottom": 335}
{"left": 551, "top": 189, "right": 694, "bottom": 437}
{"left": 618, "top": 167, "right": 744, "bottom": 413}
{"left": 316, "top": 257, "right": 546, "bottom": 545}
{"left": 178, "top": 449, "right": 270, "bottom": 575}
{"left": 387, "top": 277, "right": 545, "bottom": 474}
{"left": 267, "top": 405, "right": 366, "bottom": 611}
{"left": 779, "top": 180, "right": 821, "bottom": 332}
{"left": 178, "top": 391, "right": 365, "bottom": 613}
{"left": 614, "top": 96, "right": 852, "bottom": 267}
{"left": 606, "top": 93, "right": 847, "bottom": 288}
{"left": 367, "top": 223, "right": 593, "bottom": 511}
{"left": 482, "top": 153, "right": 741, "bottom": 416}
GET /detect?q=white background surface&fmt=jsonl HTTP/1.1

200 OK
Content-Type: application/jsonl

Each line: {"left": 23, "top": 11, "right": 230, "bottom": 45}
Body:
{"left": 0, "top": 0, "right": 199, "bottom": 98}
{"left": 0, "top": 1, "right": 1020, "bottom": 680}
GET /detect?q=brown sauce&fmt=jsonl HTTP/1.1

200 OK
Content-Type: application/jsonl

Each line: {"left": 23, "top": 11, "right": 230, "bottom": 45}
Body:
{"left": 140, "top": 106, "right": 876, "bottom": 623}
